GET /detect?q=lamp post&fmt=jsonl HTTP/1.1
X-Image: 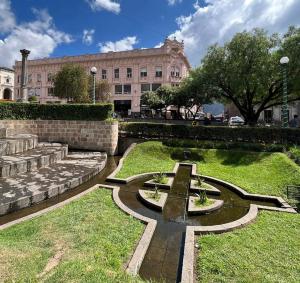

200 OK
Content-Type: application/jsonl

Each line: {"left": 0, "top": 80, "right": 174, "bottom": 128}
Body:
{"left": 280, "top": 56, "right": 289, "bottom": 128}
{"left": 90, "top": 66, "right": 97, "bottom": 104}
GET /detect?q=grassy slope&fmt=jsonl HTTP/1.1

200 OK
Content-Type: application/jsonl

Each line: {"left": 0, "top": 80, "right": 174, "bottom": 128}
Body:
{"left": 198, "top": 211, "right": 300, "bottom": 283}
{"left": 117, "top": 141, "right": 300, "bottom": 198}
{"left": 0, "top": 189, "right": 144, "bottom": 283}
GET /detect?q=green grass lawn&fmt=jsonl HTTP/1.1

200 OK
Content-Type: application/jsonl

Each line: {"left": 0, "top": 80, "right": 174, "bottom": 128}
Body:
{"left": 197, "top": 211, "right": 300, "bottom": 283}
{"left": 0, "top": 189, "right": 145, "bottom": 283}
{"left": 117, "top": 141, "right": 300, "bottom": 198}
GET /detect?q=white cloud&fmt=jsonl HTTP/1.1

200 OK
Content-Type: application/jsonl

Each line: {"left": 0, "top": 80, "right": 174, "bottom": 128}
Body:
{"left": 82, "top": 29, "right": 95, "bottom": 45}
{"left": 170, "top": 0, "right": 300, "bottom": 66}
{"left": 168, "top": 0, "right": 183, "bottom": 6}
{"left": 154, "top": 42, "right": 163, "bottom": 48}
{"left": 0, "top": 0, "right": 15, "bottom": 33}
{"left": 0, "top": 5, "right": 72, "bottom": 68}
{"left": 99, "top": 36, "right": 138, "bottom": 53}
{"left": 86, "top": 0, "right": 121, "bottom": 14}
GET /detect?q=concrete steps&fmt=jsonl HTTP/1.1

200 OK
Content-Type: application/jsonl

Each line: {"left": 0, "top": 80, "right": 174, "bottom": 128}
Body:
{"left": 0, "top": 143, "right": 68, "bottom": 178}
{"left": 0, "top": 134, "right": 38, "bottom": 157}
{"left": 0, "top": 152, "right": 107, "bottom": 215}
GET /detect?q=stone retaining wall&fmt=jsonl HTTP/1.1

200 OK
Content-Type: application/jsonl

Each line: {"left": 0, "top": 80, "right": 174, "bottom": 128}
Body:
{"left": 0, "top": 120, "right": 118, "bottom": 155}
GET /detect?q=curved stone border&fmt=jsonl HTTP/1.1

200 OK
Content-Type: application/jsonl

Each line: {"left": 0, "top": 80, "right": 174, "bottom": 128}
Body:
{"left": 190, "top": 180, "right": 221, "bottom": 195}
{"left": 0, "top": 180, "right": 156, "bottom": 280}
{"left": 101, "top": 185, "right": 157, "bottom": 275}
{"left": 197, "top": 174, "right": 296, "bottom": 213}
{"left": 188, "top": 197, "right": 224, "bottom": 215}
{"left": 138, "top": 189, "right": 168, "bottom": 211}
{"left": 144, "top": 177, "right": 174, "bottom": 190}
{"left": 106, "top": 143, "right": 137, "bottom": 183}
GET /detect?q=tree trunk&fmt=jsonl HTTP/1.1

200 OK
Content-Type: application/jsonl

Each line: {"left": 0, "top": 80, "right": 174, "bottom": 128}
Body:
{"left": 244, "top": 110, "right": 259, "bottom": 126}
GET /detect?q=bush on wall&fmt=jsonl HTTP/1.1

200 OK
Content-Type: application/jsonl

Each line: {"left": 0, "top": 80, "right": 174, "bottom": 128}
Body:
{"left": 120, "top": 122, "right": 300, "bottom": 144}
{"left": 0, "top": 102, "right": 113, "bottom": 121}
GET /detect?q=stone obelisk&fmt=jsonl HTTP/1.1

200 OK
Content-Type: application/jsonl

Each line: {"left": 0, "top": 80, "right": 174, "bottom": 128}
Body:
{"left": 20, "top": 49, "right": 31, "bottom": 102}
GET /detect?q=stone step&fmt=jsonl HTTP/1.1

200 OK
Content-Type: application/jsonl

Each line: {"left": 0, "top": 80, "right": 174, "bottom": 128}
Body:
{"left": 0, "top": 134, "right": 38, "bottom": 157}
{"left": 0, "top": 143, "right": 68, "bottom": 178}
{"left": 0, "top": 152, "right": 107, "bottom": 215}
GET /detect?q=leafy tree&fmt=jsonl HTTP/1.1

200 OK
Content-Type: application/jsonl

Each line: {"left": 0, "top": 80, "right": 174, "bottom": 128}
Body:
{"left": 177, "top": 69, "right": 212, "bottom": 119}
{"left": 141, "top": 91, "right": 164, "bottom": 110}
{"left": 54, "top": 64, "right": 90, "bottom": 103}
{"left": 197, "top": 28, "right": 300, "bottom": 125}
{"left": 89, "top": 77, "right": 111, "bottom": 103}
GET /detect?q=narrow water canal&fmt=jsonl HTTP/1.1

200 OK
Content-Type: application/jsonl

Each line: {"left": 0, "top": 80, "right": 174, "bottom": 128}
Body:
{"left": 117, "top": 164, "right": 279, "bottom": 283}
{"left": 0, "top": 158, "right": 280, "bottom": 283}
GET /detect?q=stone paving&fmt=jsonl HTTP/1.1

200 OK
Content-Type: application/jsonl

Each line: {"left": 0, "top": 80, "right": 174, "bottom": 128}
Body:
{"left": 0, "top": 152, "right": 107, "bottom": 215}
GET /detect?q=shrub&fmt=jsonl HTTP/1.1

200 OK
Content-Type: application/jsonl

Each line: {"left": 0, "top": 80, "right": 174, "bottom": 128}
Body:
{"left": 120, "top": 122, "right": 300, "bottom": 145}
{"left": 153, "top": 172, "right": 168, "bottom": 184}
{"left": 0, "top": 102, "right": 113, "bottom": 121}
{"left": 28, "top": 96, "right": 38, "bottom": 103}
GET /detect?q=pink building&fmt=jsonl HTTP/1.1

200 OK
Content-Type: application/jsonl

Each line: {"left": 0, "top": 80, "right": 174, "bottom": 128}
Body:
{"left": 14, "top": 38, "right": 190, "bottom": 114}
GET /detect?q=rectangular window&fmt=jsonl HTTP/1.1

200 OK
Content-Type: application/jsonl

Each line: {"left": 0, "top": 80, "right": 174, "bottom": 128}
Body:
{"left": 127, "top": 68, "right": 132, "bottom": 78}
{"left": 114, "top": 68, "right": 119, "bottom": 79}
{"left": 47, "top": 73, "right": 52, "bottom": 82}
{"left": 37, "top": 74, "right": 41, "bottom": 82}
{"left": 155, "top": 67, "right": 162, "bottom": 78}
{"left": 140, "top": 67, "right": 147, "bottom": 78}
{"left": 115, "top": 84, "right": 122, "bottom": 94}
{"left": 264, "top": 110, "right": 273, "bottom": 123}
{"left": 28, "top": 74, "right": 32, "bottom": 83}
{"left": 152, "top": 83, "right": 161, "bottom": 92}
{"left": 17, "top": 75, "right": 20, "bottom": 83}
{"left": 171, "top": 67, "right": 175, "bottom": 77}
{"left": 175, "top": 67, "right": 180, "bottom": 78}
{"left": 123, "top": 84, "right": 131, "bottom": 94}
{"left": 48, "top": 87, "right": 54, "bottom": 96}
{"left": 141, "top": 84, "right": 151, "bottom": 93}
{"left": 102, "top": 69, "right": 107, "bottom": 80}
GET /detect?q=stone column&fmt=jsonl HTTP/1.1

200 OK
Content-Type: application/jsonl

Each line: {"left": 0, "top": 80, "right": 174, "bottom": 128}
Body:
{"left": 20, "top": 49, "right": 31, "bottom": 102}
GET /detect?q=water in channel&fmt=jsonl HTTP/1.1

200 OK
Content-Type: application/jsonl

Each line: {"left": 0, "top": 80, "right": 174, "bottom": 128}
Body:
{"left": 117, "top": 164, "right": 279, "bottom": 283}
{"left": 0, "top": 159, "right": 280, "bottom": 283}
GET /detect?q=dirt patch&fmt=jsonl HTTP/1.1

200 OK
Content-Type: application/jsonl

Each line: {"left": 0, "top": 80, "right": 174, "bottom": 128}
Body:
{"left": 37, "top": 244, "right": 66, "bottom": 279}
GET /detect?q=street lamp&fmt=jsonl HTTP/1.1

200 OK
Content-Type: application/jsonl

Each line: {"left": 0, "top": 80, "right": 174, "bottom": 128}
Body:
{"left": 280, "top": 56, "right": 289, "bottom": 128}
{"left": 90, "top": 66, "right": 97, "bottom": 104}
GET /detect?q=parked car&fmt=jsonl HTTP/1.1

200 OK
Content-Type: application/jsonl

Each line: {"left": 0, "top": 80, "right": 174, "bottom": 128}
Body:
{"left": 228, "top": 116, "right": 245, "bottom": 126}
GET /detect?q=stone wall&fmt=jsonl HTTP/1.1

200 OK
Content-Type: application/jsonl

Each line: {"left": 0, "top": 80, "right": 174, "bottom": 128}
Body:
{"left": 0, "top": 120, "right": 118, "bottom": 155}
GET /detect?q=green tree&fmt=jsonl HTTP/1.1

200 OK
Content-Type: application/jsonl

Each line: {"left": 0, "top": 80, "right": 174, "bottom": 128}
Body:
{"left": 177, "top": 69, "right": 212, "bottom": 119}
{"left": 54, "top": 64, "right": 90, "bottom": 103}
{"left": 89, "top": 77, "right": 111, "bottom": 103}
{"left": 197, "top": 28, "right": 300, "bottom": 125}
{"left": 141, "top": 91, "right": 164, "bottom": 110}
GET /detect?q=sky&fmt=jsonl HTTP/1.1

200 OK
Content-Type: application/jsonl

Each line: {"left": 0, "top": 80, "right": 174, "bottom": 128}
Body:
{"left": 0, "top": 0, "right": 300, "bottom": 68}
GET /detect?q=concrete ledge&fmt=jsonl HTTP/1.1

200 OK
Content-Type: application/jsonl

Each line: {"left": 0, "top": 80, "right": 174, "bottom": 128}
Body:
{"left": 190, "top": 179, "right": 221, "bottom": 195}
{"left": 110, "top": 186, "right": 157, "bottom": 275}
{"left": 188, "top": 197, "right": 224, "bottom": 215}
{"left": 193, "top": 174, "right": 297, "bottom": 213}
{"left": 144, "top": 177, "right": 174, "bottom": 190}
{"left": 138, "top": 189, "right": 168, "bottom": 211}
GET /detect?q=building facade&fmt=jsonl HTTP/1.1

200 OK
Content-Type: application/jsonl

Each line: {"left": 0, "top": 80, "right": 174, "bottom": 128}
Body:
{"left": 0, "top": 67, "right": 14, "bottom": 100}
{"left": 225, "top": 102, "right": 300, "bottom": 125}
{"left": 14, "top": 39, "right": 190, "bottom": 114}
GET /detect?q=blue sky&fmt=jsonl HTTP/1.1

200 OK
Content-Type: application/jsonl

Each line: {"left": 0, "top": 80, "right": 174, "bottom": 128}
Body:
{"left": 10, "top": 0, "right": 195, "bottom": 57}
{"left": 1, "top": 0, "right": 300, "bottom": 68}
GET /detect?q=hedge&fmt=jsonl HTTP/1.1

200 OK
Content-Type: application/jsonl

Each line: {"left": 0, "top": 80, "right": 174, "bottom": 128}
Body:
{"left": 0, "top": 102, "right": 113, "bottom": 121}
{"left": 120, "top": 122, "right": 300, "bottom": 144}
